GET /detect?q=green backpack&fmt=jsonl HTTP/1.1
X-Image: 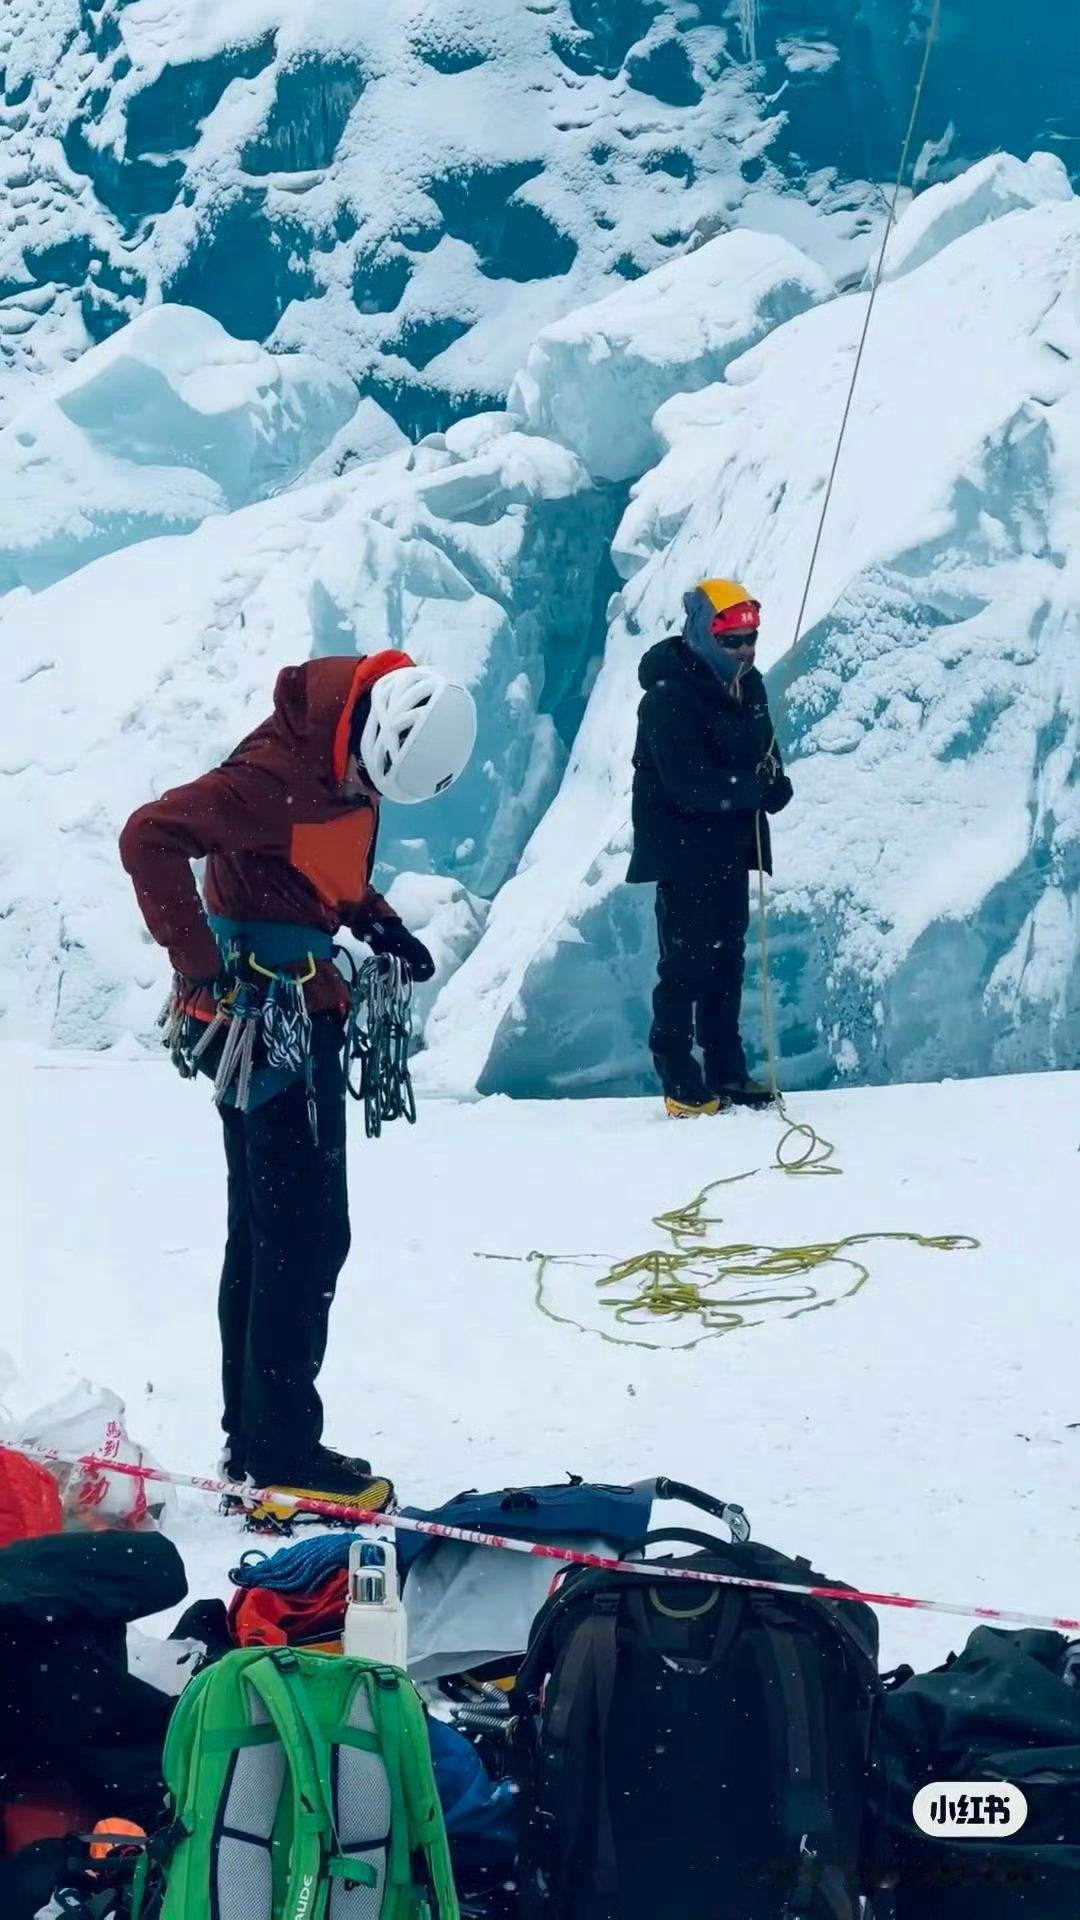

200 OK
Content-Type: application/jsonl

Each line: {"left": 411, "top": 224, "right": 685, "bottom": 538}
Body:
{"left": 154, "top": 1646, "right": 459, "bottom": 1920}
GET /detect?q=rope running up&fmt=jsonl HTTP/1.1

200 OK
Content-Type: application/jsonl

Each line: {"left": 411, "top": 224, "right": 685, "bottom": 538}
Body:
{"left": 757, "top": 0, "right": 942, "bottom": 1177}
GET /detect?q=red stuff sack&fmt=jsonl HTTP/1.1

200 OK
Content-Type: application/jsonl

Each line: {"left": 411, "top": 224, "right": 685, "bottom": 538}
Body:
{"left": 0, "top": 1448, "right": 63, "bottom": 1549}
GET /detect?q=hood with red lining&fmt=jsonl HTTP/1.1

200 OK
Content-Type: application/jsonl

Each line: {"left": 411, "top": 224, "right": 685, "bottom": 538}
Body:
{"left": 271, "top": 651, "right": 414, "bottom": 787}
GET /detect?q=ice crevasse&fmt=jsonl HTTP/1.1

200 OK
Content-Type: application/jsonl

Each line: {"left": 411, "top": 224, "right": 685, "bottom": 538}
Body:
{"left": 420, "top": 154, "right": 1080, "bottom": 1096}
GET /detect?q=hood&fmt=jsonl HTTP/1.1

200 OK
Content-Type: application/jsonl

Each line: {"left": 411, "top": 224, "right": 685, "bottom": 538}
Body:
{"left": 638, "top": 634, "right": 762, "bottom": 699}
{"left": 271, "top": 651, "right": 414, "bottom": 786}
{"left": 637, "top": 635, "right": 688, "bottom": 692}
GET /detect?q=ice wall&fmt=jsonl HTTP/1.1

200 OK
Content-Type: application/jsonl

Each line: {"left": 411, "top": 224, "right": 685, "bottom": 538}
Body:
{"left": 0, "top": 403, "right": 616, "bottom": 1047}
{"left": 0, "top": 0, "right": 790, "bottom": 431}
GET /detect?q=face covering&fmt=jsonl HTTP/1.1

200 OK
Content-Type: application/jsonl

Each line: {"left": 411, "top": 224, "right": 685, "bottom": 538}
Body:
{"left": 682, "top": 589, "right": 756, "bottom": 691}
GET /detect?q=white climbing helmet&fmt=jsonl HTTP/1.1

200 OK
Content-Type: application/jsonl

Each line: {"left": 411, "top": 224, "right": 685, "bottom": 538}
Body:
{"left": 360, "top": 665, "right": 477, "bottom": 805}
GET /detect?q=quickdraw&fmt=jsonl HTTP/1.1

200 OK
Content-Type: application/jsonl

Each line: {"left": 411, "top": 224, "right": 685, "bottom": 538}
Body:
{"left": 341, "top": 950, "right": 417, "bottom": 1140}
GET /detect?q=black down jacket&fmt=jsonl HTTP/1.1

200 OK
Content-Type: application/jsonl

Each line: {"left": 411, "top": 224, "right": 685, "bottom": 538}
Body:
{"left": 626, "top": 635, "right": 793, "bottom": 887}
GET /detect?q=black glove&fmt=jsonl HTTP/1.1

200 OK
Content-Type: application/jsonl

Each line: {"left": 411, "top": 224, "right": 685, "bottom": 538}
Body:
{"left": 764, "top": 773, "right": 794, "bottom": 816}
{"left": 366, "top": 918, "right": 436, "bottom": 983}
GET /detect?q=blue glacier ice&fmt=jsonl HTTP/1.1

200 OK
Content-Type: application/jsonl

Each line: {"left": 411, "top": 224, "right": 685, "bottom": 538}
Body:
{"left": 0, "top": 305, "right": 356, "bottom": 590}
{"left": 0, "top": 1, "right": 1077, "bottom": 1092}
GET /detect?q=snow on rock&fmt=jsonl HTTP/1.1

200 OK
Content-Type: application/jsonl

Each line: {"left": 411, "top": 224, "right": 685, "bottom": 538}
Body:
{"left": 508, "top": 229, "right": 832, "bottom": 483}
{"left": 0, "top": 412, "right": 606, "bottom": 1047}
{"left": 0, "top": 305, "right": 357, "bottom": 591}
{"left": 0, "top": 0, "right": 792, "bottom": 432}
{"left": 881, "top": 150, "right": 1073, "bottom": 283}
{"left": 422, "top": 188, "right": 1080, "bottom": 1097}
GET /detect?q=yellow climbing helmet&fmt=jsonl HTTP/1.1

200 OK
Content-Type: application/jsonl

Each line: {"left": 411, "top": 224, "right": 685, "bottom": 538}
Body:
{"left": 683, "top": 578, "right": 761, "bottom": 639}
{"left": 697, "top": 578, "right": 756, "bottom": 615}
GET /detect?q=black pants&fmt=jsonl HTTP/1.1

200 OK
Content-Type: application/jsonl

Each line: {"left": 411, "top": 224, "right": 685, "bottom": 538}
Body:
{"left": 650, "top": 873, "right": 751, "bottom": 1099}
{"left": 218, "top": 1013, "right": 350, "bottom": 1479}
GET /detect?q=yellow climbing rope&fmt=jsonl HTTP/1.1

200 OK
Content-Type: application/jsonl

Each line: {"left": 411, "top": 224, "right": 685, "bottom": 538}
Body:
{"left": 481, "top": 1175, "right": 977, "bottom": 1352}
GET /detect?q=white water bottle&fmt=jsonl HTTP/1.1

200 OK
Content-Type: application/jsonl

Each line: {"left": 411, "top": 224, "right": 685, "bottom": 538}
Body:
{"left": 344, "top": 1538, "right": 408, "bottom": 1669}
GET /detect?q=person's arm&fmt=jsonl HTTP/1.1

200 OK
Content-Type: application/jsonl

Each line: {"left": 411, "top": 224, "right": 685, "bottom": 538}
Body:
{"left": 642, "top": 685, "right": 766, "bottom": 814}
{"left": 119, "top": 759, "right": 294, "bottom": 981}
{"left": 755, "top": 688, "right": 794, "bottom": 815}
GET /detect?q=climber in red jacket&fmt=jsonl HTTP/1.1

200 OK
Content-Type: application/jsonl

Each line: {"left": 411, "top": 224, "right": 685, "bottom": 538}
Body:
{"left": 120, "top": 653, "right": 476, "bottom": 1508}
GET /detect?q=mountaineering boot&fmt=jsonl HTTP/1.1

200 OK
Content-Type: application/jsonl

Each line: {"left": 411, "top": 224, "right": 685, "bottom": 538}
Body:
{"left": 712, "top": 1076, "right": 775, "bottom": 1110}
{"left": 242, "top": 1445, "right": 393, "bottom": 1532}
{"left": 664, "top": 1092, "right": 724, "bottom": 1118}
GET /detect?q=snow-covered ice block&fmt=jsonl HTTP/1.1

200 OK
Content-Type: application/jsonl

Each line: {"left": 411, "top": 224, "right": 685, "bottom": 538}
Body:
{"left": 0, "top": 306, "right": 357, "bottom": 592}
{"left": 508, "top": 230, "right": 831, "bottom": 482}
{"left": 0, "top": 418, "right": 607, "bottom": 1048}
{"left": 424, "top": 184, "right": 1080, "bottom": 1096}
{"left": 882, "top": 151, "right": 1073, "bottom": 283}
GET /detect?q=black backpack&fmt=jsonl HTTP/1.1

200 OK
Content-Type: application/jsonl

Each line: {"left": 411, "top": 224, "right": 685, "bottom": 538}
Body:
{"left": 883, "top": 1626, "right": 1080, "bottom": 1918}
{"left": 510, "top": 1514, "right": 893, "bottom": 1920}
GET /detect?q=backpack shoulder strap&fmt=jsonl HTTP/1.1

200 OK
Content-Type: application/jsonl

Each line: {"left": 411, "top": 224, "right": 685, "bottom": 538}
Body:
{"left": 380, "top": 1669, "right": 460, "bottom": 1920}
{"left": 543, "top": 1602, "right": 621, "bottom": 1906}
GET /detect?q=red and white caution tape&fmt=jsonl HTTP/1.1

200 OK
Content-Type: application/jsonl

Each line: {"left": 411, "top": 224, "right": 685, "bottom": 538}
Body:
{"left": 22, "top": 1445, "right": 1080, "bottom": 1635}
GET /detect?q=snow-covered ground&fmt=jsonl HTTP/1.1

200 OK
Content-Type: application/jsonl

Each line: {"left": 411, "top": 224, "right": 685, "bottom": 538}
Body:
{"left": 5, "top": 1048, "right": 1078, "bottom": 1672}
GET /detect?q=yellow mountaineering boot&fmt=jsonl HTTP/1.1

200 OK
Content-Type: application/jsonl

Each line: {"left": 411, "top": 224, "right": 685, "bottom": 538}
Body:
{"left": 237, "top": 1446, "right": 394, "bottom": 1532}
{"left": 664, "top": 1092, "right": 724, "bottom": 1118}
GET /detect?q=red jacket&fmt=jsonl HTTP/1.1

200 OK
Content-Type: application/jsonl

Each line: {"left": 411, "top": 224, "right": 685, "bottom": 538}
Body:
{"left": 120, "top": 653, "right": 410, "bottom": 1013}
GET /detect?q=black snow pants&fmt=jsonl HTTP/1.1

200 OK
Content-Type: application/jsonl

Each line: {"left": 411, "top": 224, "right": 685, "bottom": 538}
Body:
{"left": 218, "top": 1012, "right": 350, "bottom": 1481}
{"left": 650, "top": 870, "right": 751, "bottom": 1101}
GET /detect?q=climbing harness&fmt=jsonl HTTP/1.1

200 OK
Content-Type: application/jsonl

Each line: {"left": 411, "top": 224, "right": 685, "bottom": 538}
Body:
{"left": 341, "top": 949, "right": 417, "bottom": 1140}
{"left": 161, "top": 930, "right": 418, "bottom": 1144}
{"left": 483, "top": 1177, "right": 977, "bottom": 1351}
{"left": 160, "top": 951, "right": 322, "bottom": 1139}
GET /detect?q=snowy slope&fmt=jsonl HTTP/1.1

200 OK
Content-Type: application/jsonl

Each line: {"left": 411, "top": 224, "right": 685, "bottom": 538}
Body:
{"left": 426, "top": 165, "right": 1080, "bottom": 1096}
{"left": 6, "top": 1050, "right": 1079, "bottom": 1675}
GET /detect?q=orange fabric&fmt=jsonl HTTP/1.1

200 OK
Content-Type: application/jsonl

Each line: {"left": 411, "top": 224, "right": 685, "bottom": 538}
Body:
{"left": 0, "top": 1450, "right": 63, "bottom": 1549}
{"left": 229, "top": 1568, "right": 349, "bottom": 1648}
{"left": 90, "top": 1818, "right": 146, "bottom": 1861}
{"left": 289, "top": 809, "right": 378, "bottom": 913}
{"left": 330, "top": 650, "right": 413, "bottom": 786}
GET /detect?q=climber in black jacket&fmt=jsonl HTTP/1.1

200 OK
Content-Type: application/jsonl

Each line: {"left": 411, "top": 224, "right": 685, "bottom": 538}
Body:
{"left": 627, "top": 578, "right": 793, "bottom": 1116}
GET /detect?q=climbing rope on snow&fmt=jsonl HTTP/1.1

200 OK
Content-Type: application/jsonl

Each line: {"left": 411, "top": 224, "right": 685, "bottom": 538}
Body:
{"left": 481, "top": 1178, "right": 977, "bottom": 1351}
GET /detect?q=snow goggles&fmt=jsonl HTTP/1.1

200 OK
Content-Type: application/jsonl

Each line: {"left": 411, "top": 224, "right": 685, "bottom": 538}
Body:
{"left": 710, "top": 601, "right": 760, "bottom": 643}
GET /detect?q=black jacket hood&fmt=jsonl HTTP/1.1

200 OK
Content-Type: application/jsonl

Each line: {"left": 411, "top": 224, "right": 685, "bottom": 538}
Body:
{"left": 638, "top": 633, "right": 762, "bottom": 698}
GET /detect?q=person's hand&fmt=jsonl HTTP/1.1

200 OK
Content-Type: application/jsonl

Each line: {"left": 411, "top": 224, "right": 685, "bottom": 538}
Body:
{"left": 366, "top": 918, "right": 436, "bottom": 983}
{"left": 764, "top": 773, "right": 794, "bottom": 816}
